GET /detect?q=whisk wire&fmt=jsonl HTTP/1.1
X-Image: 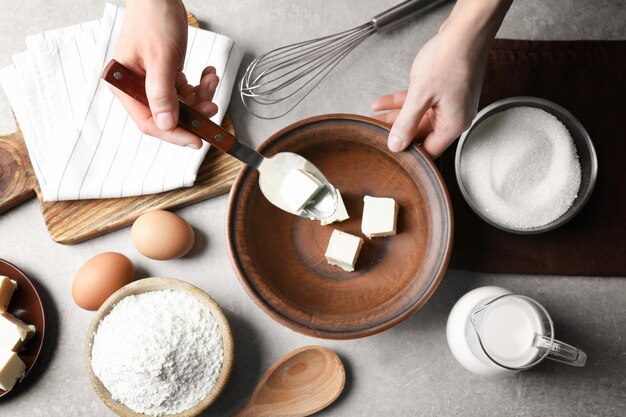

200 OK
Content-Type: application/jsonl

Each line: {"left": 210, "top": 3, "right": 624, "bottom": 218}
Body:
{"left": 244, "top": 34, "right": 369, "bottom": 105}
{"left": 244, "top": 24, "right": 375, "bottom": 97}
{"left": 250, "top": 23, "right": 374, "bottom": 70}
{"left": 261, "top": 26, "right": 371, "bottom": 67}
{"left": 244, "top": 23, "right": 374, "bottom": 90}
{"left": 244, "top": 33, "right": 369, "bottom": 104}
{"left": 241, "top": 41, "right": 364, "bottom": 116}
{"left": 240, "top": 21, "right": 377, "bottom": 119}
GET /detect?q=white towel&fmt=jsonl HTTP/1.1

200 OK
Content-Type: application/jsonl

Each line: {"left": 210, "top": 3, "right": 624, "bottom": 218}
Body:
{"left": 0, "top": 3, "right": 243, "bottom": 201}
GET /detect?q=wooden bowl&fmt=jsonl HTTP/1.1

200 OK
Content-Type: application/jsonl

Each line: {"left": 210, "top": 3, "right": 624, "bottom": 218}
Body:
{"left": 227, "top": 114, "right": 453, "bottom": 339}
{"left": 0, "top": 259, "right": 46, "bottom": 397}
{"left": 85, "top": 278, "right": 233, "bottom": 417}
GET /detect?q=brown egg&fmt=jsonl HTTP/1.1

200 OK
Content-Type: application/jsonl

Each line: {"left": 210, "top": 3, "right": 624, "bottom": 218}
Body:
{"left": 131, "top": 210, "right": 195, "bottom": 260}
{"left": 72, "top": 252, "right": 134, "bottom": 311}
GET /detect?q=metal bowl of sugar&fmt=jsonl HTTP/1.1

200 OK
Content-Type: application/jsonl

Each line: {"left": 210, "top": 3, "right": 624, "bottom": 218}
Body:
{"left": 455, "top": 97, "right": 598, "bottom": 234}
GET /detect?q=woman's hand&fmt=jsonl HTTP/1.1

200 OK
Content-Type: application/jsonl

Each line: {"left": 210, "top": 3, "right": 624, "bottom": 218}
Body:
{"left": 372, "top": 0, "right": 512, "bottom": 158}
{"left": 112, "top": 0, "right": 219, "bottom": 149}
{"left": 372, "top": 28, "right": 484, "bottom": 158}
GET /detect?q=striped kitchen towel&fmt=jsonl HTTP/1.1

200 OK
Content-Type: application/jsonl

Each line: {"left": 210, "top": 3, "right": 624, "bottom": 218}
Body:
{"left": 0, "top": 3, "right": 243, "bottom": 201}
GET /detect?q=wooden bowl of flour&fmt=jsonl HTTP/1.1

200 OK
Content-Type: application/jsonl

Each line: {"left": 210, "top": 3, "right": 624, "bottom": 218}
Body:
{"left": 85, "top": 278, "right": 234, "bottom": 417}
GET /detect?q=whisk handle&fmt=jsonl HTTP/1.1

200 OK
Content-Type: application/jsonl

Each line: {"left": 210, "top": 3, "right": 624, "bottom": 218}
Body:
{"left": 371, "top": 0, "right": 449, "bottom": 33}
{"left": 102, "top": 59, "right": 237, "bottom": 153}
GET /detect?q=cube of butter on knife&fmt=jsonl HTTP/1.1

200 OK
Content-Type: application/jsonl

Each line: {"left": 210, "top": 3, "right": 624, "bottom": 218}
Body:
{"left": 280, "top": 168, "right": 324, "bottom": 213}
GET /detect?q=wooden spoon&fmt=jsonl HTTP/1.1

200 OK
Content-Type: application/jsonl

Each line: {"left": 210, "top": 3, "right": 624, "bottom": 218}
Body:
{"left": 233, "top": 346, "right": 346, "bottom": 417}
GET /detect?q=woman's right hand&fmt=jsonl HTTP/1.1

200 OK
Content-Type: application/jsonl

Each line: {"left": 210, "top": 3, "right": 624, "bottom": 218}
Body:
{"left": 111, "top": 0, "right": 219, "bottom": 149}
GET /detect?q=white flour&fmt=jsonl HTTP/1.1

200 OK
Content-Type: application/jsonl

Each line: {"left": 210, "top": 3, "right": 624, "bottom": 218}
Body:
{"left": 91, "top": 290, "right": 224, "bottom": 416}
{"left": 460, "top": 107, "right": 581, "bottom": 229}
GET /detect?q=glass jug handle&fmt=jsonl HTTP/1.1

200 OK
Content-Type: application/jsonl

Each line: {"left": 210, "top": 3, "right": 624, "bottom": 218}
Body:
{"left": 534, "top": 335, "right": 587, "bottom": 367}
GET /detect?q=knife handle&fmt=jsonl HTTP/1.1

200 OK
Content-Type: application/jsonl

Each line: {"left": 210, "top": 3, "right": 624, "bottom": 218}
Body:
{"left": 102, "top": 59, "right": 236, "bottom": 153}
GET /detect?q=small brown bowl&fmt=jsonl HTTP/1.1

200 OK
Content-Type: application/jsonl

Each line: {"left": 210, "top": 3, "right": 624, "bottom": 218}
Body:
{"left": 85, "top": 278, "right": 233, "bottom": 417}
{"left": 0, "top": 259, "right": 45, "bottom": 397}
{"left": 227, "top": 114, "right": 453, "bottom": 339}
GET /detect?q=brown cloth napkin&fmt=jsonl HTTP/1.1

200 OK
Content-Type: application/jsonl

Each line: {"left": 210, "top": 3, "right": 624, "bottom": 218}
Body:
{"left": 440, "top": 39, "right": 626, "bottom": 277}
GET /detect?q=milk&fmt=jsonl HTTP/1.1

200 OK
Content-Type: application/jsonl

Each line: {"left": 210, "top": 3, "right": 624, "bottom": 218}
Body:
{"left": 446, "top": 286, "right": 544, "bottom": 377}
{"left": 480, "top": 299, "right": 543, "bottom": 367}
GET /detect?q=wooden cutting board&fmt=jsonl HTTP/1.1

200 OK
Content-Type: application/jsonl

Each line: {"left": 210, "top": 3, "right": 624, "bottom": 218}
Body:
{"left": 0, "top": 12, "right": 242, "bottom": 244}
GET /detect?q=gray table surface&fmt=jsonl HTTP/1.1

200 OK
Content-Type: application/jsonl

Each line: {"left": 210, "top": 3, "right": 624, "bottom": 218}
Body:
{"left": 1, "top": 0, "right": 625, "bottom": 416}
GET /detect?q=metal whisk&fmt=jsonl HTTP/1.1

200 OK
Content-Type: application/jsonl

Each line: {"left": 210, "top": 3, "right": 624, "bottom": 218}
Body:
{"left": 240, "top": 0, "right": 448, "bottom": 119}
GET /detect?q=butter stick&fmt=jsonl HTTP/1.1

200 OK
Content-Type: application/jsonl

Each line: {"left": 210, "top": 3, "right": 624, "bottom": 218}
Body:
{"left": 361, "top": 196, "right": 398, "bottom": 238}
{"left": 0, "top": 312, "right": 35, "bottom": 352}
{"left": 0, "top": 349, "right": 26, "bottom": 391}
{"left": 324, "top": 230, "right": 364, "bottom": 272}
{"left": 0, "top": 276, "right": 17, "bottom": 312}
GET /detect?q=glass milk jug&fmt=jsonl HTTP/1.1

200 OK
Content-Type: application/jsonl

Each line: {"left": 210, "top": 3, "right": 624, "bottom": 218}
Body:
{"left": 446, "top": 286, "right": 587, "bottom": 377}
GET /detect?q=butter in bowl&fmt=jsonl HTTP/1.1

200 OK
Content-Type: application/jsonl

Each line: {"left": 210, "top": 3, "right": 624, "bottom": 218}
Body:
{"left": 0, "top": 260, "right": 45, "bottom": 396}
{"left": 85, "top": 278, "right": 233, "bottom": 417}
{"left": 0, "top": 276, "right": 36, "bottom": 392}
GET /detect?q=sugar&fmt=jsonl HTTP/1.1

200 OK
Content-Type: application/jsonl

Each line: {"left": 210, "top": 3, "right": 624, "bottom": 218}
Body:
{"left": 460, "top": 107, "right": 581, "bottom": 229}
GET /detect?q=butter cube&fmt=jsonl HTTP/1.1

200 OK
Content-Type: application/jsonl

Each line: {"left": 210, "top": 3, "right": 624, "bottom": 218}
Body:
{"left": 280, "top": 169, "right": 324, "bottom": 212}
{"left": 0, "top": 349, "right": 26, "bottom": 391}
{"left": 324, "top": 230, "right": 364, "bottom": 272}
{"left": 0, "top": 313, "right": 35, "bottom": 352}
{"left": 320, "top": 190, "right": 350, "bottom": 226}
{"left": 0, "top": 276, "right": 17, "bottom": 312}
{"left": 361, "top": 196, "right": 398, "bottom": 238}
